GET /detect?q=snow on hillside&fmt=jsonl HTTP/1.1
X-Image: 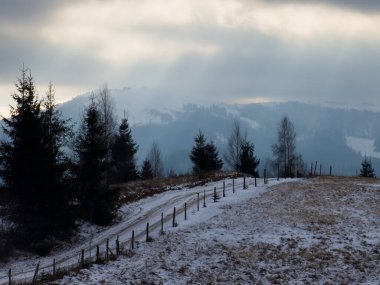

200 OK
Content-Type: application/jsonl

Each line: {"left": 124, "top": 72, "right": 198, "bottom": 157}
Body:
{"left": 346, "top": 136, "right": 380, "bottom": 159}
{"left": 57, "top": 177, "right": 380, "bottom": 285}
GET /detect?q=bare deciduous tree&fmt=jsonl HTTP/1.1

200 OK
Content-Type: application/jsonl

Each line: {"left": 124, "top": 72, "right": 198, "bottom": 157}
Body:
{"left": 224, "top": 120, "right": 246, "bottom": 171}
{"left": 272, "top": 116, "right": 301, "bottom": 177}
{"left": 147, "top": 141, "right": 164, "bottom": 178}
{"left": 97, "top": 84, "right": 116, "bottom": 147}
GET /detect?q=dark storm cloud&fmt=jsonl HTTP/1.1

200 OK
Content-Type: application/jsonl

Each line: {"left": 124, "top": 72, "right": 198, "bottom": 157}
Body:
{"left": 155, "top": 29, "right": 380, "bottom": 107}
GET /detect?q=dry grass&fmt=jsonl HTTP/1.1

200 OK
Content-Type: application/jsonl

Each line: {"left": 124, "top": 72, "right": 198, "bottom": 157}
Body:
{"left": 113, "top": 171, "right": 239, "bottom": 204}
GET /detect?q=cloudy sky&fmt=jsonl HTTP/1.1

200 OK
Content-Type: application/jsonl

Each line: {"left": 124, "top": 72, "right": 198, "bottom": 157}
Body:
{"left": 1, "top": 0, "right": 380, "bottom": 115}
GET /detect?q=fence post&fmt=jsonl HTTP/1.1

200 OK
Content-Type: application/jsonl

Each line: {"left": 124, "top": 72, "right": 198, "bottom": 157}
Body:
{"left": 277, "top": 164, "right": 280, "bottom": 181}
{"left": 264, "top": 169, "right": 267, "bottom": 184}
{"left": 197, "top": 193, "right": 200, "bottom": 211}
{"left": 131, "top": 231, "right": 135, "bottom": 250}
{"left": 310, "top": 162, "right": 313, "bottom": 176}
{"left": 53, "top": 258, "right": 56, "bottom": 277}
{"left": 33, "top": 262, "right": 40, "bottom": 283}
{"left": 116, "top": 236, "right": 120, "bottom": 256}
{"left": 172, "top": 207, "right": 176, "bottom": 227}
{"left": 320, "top": 164, "right": 322, "bottom": 176}
{"left": 96, "top": 245, "right": 100, "bottom": 262}
{"left": 146, "top": 222, "right": 150, "bottom": 242}
{"left": 314, "top": 161, "right": 317, "bottom": 176}
{"left": 243, "top": 176, "right": 246, "bottom": 189}
{"left": 9, "top": 268, "right": 11, "bottom": 285}
{"left": 106, "top": 239, "right": 109, "bottom": 260}
{"left": 223, "top": 181, "right": 226, "bottom": 197}
{"left": 184, "top": 203, "right": 187, "bottom": 220}
{"left": 81, "top": 249, "right": 85, "bottom": 268}
{"left": 161, "top": 212, "right": 164, "bottom": 234}
{"left": 330, "top": 165, "right": 332, "bottom": 176}
{"left": 203, "top": 190, "right": 206, "bottom": 207}
{"left": 255, "top": 176, "right": 257, "bottom": 187}
{"left": 233, "top": 177, "right": 235, "bottom": 193}
{"left": 214, "top": 187, "right": 217, "bottom": 202}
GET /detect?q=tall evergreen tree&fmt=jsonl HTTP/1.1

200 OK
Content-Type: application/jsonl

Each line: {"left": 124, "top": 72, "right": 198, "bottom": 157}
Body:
{"left": 189, "top": 130, "right": 223, "bottom": 177}
{"left": 238, "top": 140, "right": 260, "bottom": 176}
{"left": 74, "top": 97, "right": 119, "bottom": 225}
{"left": 110, "top": 118, "right": 139, "bottom": 183}
{"left": 360, "top": 156, "right": 375, "bottom": 178}
{"left": 0, "top": 68, "right": 72, "bottom": 250}
{"left": 40, "top": 82, "right": 73, "bottom": 234}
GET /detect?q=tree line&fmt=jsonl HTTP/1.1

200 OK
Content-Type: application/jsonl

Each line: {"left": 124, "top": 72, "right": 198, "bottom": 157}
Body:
{"left": 0, "top": 67, "right": 306, "bottom": 256}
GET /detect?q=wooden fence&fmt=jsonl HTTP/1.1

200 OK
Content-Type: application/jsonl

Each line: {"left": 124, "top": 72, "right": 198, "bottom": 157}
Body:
{"left": 2, "top": 176, "right": 265, "bottom": 285}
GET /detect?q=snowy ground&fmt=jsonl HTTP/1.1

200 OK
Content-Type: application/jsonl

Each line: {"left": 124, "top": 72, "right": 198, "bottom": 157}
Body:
{"left": 56, "top": 177, "right": 380, "bottom": 285}
{"left": 0, "top": 177, "right": 252, "bottom": 284}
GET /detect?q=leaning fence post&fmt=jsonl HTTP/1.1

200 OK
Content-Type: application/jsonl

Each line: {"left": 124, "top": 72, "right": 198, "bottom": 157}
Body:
{"left": 131, "top": 231, "right": 135, "bottom": 250}
{"left": 33, "top": 262, "right": 40, "bottom": 283}
{"left": 184, "top": 203, "right": 187, "bottom": 220}
{"left": 106, "top": 239, "right": 109, "bottom": 260}
{"left": 161, "top": 212, "right": 164, "bottom": 234}
{"left": 53, "top": 258, "right": 56, "bottom": 277}
{"left": 223, "top": 181, "right": 226, "bottom": 197}
{"left": 9, "top": 268, "right": 11, "bottom": 285}
{"left": 172, "top": 207, "right": 176, "bottom": 227}
{"left": 116, "top": 236, "right": 120, "bottom": 256}
{"left": 203, "top": 190, "right": 206, "bottom": 207}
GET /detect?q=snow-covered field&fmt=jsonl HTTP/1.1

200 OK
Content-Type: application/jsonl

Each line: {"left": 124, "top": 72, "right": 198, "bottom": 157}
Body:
{"left": 1, "top": 176, "right": 379, "bottom": 284}
{"left": 56, "top": 177, "right": 380, "bottom": 285}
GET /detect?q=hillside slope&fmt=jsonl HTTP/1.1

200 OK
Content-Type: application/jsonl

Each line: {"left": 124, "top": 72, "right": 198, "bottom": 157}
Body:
{"left": 58, "top": 177, "right": 380, "bottom": 284}
{"left": 57, "top": 90, "right": 380, "bottom": 176}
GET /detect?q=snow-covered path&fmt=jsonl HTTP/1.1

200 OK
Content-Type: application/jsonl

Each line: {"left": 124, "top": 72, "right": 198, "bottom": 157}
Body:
{"left": 0, "top": 176, "right": 262, "bottom": 284}
{"left": 57, "top": 177, "right": 380, "bottom": 285}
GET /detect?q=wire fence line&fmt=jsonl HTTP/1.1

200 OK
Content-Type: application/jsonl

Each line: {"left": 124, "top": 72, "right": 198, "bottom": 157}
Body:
{"left": 1, "top": 176, "right": 264, "bottom": 285}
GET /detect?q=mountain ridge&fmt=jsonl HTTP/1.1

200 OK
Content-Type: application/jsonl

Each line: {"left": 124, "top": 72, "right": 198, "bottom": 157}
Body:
{"left": 55, "top": 89, "right": 380, "bottom": 176}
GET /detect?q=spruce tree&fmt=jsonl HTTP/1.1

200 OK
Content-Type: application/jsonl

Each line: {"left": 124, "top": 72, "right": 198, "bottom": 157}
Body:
{"left": 40, "top": 82, "right": 74, "bottom": 235}
{"left": 110, "top": 118, "right": 139, "bottom": 183}
{"left": 238, "top": 140, "right": 260, "bottom": 177}
{"left": 141, "top": 159, "right": 154, "bottom": 179}
{"left": 360, "top": 156, "right": 375, "bottom": 178}
{"left": 189, "top": 130, "right": 223, "bottom": 177}
{"left": 205, "top": 141, "right": 223, "bottom": 172}
{"left": 0, "top": 68, "right": 72, "bottom": 250}
{"left": 74, "top": 97, "right": 119, "bottom": 225}
{"left": 189, "top": 130, "right": 208, "bottom": 175}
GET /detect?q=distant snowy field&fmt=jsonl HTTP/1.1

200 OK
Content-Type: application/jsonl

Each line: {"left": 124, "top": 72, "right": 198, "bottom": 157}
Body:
{"left": 346, "top": 136, "right": 380, "bottom": 159}
{"left": 58, "top": 177, "right": 380, "bottom": 285}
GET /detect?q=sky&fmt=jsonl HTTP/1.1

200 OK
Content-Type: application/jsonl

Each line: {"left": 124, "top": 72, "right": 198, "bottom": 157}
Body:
{"left": 1, "top": 0, "right": 380, "bottom": 116}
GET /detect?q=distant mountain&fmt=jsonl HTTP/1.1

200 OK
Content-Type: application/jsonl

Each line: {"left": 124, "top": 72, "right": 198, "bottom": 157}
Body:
{"left": 56, "top": 88, "right": 380, "bottom": 177}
